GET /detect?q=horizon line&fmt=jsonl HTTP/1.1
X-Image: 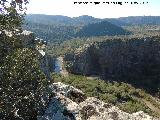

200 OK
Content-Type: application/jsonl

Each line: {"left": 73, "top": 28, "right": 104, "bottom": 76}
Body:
{"left": 26, "top": 13, "right": 160, "bottom": 19}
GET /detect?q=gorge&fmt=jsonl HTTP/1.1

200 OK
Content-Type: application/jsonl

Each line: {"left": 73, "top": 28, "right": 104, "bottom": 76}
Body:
{"left": 63, "top": 35, "right": 160, "bottom": 95}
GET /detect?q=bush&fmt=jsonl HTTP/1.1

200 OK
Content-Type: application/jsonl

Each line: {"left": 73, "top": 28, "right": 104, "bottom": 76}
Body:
{"left": 118, "top": 100, "right": 151, "bottom": 114}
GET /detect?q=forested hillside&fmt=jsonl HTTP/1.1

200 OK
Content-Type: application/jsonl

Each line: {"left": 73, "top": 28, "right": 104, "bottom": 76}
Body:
{"left": 24, "top": 21, "right": 79, "bottom": 42}
{"left": 76, "top": 21, "right": 130, "bottom": 37}
{"left": 23, "top": 17, "right": 130, "bottom": 42}
{"left": 24, "top": 14, "right": 160, "bottom": 42}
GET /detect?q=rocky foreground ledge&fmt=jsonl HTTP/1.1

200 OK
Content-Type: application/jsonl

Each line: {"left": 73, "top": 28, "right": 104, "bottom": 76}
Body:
{"left": 38, "top": 82, "right": 159, "bottom": 120}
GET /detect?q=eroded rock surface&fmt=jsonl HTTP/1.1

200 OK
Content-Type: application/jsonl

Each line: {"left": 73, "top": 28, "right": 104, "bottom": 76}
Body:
{"left": 38, "top": 82, "right": 158, "bottom": 120}
{"left": 49, "top": 82, "right": 87, "bottom": 103}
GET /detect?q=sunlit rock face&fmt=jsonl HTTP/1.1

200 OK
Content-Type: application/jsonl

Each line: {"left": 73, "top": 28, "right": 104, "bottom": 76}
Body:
{"left": 65, "top": 36, "right": 160, "bottom": 91}
{"left": 65, "top": 43, "right": 101, "bottom": 75}
{"left": 38, "top": 82, "right": 158, "bottom": 120}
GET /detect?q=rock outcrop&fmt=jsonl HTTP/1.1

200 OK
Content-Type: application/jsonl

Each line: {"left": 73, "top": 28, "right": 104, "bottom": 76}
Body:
{"left": 38, "top": 82, "right": 158, "bottom": 120}
{"left": 65, "top": 36, "right": 160, "bottom": 92}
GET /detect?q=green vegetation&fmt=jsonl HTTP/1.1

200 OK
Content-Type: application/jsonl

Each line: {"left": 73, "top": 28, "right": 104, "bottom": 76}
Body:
{"left": 0, "top": 0, "right": 28, "bottom": 31}
{"left": 25, "top": 14, "right": 102, "bottom": 26}
{"left": 47, "top": 30, "right": 160, "bottom": 57}
{"left": 23, "top": 22, "right": 80, "bottom": 42}
{"left": 47, "top": 37, "right": 87, "bottom": 56}
{"left": 123, "top": 25, "right": 160, "bottom": 35}
{"left": 52, "top": 73, "right": 160, "bottom": 117}
{"left": 76, "top": 21, "right": 130, "bottom": 37}
{"left": 23, "top": 20, "right": 130, "bottom": 42}
{"left": 25, "top": 15, "right": 160, "bottom": 27}
{"left": 24, "top": 14, "right": 160, "bottom": 44}
{"left": 0, "top": 1, "right": 49, "bottom": 119}
{"left": 1, "top": 1, "right": 160, "bottom": 119}
{"left": 24, "top": 15, "right": 131, "bottom": 42}
{"left": 0, "top": 48, "right": 48, "bottom": 119}
{"left": 47, "top": 31, "right": 160, "bottom": 98}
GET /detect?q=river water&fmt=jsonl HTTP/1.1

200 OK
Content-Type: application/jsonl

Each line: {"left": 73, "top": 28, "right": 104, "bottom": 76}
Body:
{"left": 54, "top": 57, "right": 63, "bottom": 73}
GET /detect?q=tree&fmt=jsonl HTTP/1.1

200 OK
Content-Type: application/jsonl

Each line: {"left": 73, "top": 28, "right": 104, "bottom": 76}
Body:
{"left": 0, "top": 0, "right": 28, "bottom": 59}
{"left": 0, "top": 49, "right": 48, "bottom": 120}
{"left": 0, "top": 0, "right": 49, "bottom": 119}
{"left": 0, "top": 0, "right": 28, "bottom": 31}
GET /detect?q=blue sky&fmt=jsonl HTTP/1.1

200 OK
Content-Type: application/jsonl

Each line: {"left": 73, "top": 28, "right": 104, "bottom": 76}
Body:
{"left": 27, "top": 0, "right": 160, "bottom": 18}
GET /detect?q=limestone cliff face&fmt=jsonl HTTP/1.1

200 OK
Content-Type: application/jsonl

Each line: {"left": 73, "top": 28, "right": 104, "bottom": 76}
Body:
{"left": 38, "top": 82, "right": 158, "bottom": 120}
{"left": 64, "top": 44, "right": 100, "bottom": 75}
{"left": 65, "top": 36, "right": 160, "bottom": 91}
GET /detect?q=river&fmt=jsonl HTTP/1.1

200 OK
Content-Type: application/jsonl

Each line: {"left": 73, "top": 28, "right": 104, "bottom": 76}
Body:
{"left": 54, "top": 57, "right": 63, "bottom": 73}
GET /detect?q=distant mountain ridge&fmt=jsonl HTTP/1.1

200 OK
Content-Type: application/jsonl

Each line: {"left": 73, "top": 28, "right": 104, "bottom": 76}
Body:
{"left": 25, "top": 14, "right": 103, "bottom": 26}
{"left": 25, "top": 14, "right": 160, "bottom": 26}
{"left": 118, "top": 16, "right": 160, "bottom": 25}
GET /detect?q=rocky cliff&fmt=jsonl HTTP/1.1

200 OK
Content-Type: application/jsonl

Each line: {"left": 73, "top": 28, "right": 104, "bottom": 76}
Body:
{"left": 64, "top": 36, "right": 160, "bottom": 93}
{"left": 38, "top": 82, "right": 159, "bottom": 120}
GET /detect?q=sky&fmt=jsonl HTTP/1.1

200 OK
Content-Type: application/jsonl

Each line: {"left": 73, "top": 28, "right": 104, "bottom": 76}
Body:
{"left": 27, "top": 0, "right": 160, "bottom": 18}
